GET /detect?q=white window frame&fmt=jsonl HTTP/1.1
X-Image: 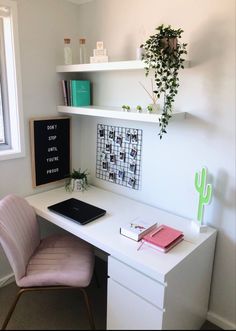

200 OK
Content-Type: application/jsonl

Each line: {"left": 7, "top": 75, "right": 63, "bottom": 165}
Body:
{"left": 0, "top": 0, "right": 25, "bottom": 160}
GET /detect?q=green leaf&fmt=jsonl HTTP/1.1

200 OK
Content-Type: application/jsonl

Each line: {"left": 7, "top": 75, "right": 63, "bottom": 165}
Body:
{"left": 141, "top": 24, "right": 187, "bottom": 139}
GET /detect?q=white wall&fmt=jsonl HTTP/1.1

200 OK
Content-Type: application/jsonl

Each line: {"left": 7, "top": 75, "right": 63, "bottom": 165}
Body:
{"left": 0, "top": 0, "right": 235, "bottom": 329}
{"left": 0, "top": 0, "right": 81, "bottom": 279}
{"left": 74, "top": 0, "right": 236, "bottom": 329}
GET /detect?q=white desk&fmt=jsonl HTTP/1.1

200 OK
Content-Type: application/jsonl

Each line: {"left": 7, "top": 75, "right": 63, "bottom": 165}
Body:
{"left": 26, "top": 186, "right": 217, "bottom": 330}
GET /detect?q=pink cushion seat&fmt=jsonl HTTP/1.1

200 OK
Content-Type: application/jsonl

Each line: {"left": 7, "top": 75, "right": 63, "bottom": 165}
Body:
{"left": 18, "top": 234, "right": 95, "bottom": 288}
{"left": 0, "top": 194, "right": 96, "bottom": 330}
{"left": 0, "top": 194, "right": 95, "bottom": 288}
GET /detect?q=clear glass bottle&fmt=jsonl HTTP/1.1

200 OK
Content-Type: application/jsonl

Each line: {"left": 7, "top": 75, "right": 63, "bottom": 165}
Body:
{"left": 79, "top": 38, "right": 87, "bottom": 64}
{"left": 64, "top": 38, "right": 72, "bottom": 65}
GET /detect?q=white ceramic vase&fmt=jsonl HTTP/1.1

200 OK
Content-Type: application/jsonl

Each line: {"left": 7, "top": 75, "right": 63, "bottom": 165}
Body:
{"left": 71, "top": 179, "right": 85, "bottom": 192}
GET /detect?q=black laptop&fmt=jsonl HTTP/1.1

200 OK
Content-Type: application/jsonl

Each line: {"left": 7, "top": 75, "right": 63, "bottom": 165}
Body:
{"left": 48, "top": 198, "right": 106, "bottom": 225}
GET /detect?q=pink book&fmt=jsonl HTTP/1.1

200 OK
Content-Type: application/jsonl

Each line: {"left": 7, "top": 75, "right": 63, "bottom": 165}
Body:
{"left": 139, "top": 235, "right": 184, "bottom": 253}
{"left": 142, "top": 224, "right": 183, "bottom": 248}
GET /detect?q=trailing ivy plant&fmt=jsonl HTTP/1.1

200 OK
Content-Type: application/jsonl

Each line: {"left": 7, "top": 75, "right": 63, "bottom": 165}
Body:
{"left": 140, "top": 24, "right": 187, "bottom": 139}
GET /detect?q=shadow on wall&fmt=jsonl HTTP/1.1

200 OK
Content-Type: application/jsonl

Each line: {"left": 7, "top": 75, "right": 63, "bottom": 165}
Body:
{"left": 211, "top": 169, "right": 236, "bottom": 229}
{"left": 184, "top": 113, "right": 219, "bottom": 137}
{"left": 189, "top": 17, "right": 229, "bottom": 67}
{"left": 189, "top": 17, "right": 232, "bottom": 117}
{"left": 184, "top": 110, "right": 233, "bottom": 142}
{"left": 119, "top": 33, "right": 136, "bottom": 61}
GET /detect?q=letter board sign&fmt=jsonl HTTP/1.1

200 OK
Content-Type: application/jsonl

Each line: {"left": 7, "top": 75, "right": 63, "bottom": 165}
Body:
{"left": 30, "top": 117, "right": 70, "bottom": 187}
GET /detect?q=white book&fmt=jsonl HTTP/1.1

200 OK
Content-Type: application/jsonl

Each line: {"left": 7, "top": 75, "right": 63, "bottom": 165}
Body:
{"left": 120, "top": 217, "right": 157, "bottom": 241}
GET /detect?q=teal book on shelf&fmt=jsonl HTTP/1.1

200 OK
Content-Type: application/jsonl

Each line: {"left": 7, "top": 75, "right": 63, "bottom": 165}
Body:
{"left": 71, "top": 80, "right": 90, "bottom": 106}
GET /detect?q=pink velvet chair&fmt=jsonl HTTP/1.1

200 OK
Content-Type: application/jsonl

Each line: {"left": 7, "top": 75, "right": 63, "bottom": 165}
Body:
{"left": 0, "top": 194, "right": 95, "bottom": 330}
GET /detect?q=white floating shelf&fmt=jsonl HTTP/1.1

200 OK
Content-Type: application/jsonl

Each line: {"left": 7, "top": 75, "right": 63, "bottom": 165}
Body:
{"left": 57, "top": 105, "right": 186, "bottom": 123}
{"left": 56, "top": 60, "right": 190, "bottom": 73}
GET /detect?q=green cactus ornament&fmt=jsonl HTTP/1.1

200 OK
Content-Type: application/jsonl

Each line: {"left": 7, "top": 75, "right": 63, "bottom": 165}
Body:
{"left": 195, "top": 166, "right": 212, "bottom": 224}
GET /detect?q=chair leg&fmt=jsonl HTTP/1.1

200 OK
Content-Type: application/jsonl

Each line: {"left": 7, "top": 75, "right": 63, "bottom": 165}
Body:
{"left": 80, "top": 288, "right": 96, "bottom": 330}
{"left": 1, "top": 288, "right": 26, "bottom": 330}
{"left": 1, "top": 286, "right": 96, "bottom": 330}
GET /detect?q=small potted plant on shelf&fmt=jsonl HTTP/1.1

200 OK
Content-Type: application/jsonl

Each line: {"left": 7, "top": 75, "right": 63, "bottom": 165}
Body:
{"left": 65, "top": 168, "right": 89, "bottom": 192}
{"left": 147, "top": 105, "right": 153, "bottom": 113}
{"left": 136, "top": 105, "right": 142, "bottom": 113}
{"left": 122, "top": 104, "right": 131, "bottom": 112}
{"left": 140, "top": 24, "right": 187, "bottom": 139}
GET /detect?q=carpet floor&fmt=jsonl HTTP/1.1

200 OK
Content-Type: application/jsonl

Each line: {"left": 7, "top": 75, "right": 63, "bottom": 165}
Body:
{"left": 0, "top": 257, "right": 222, "bottom": 330}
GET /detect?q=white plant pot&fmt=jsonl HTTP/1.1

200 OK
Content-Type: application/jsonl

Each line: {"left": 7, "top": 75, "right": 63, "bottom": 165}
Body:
{"left": 136, "top": 47, "right": 145, "bottom": 60}
{"left": 71, "top": 179, "right": 85, "bottom": 192}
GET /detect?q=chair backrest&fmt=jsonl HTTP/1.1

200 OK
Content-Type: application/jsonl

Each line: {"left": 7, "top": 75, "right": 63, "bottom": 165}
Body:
{"left": 0, "top": 194, "right": 40, "bottom": 284}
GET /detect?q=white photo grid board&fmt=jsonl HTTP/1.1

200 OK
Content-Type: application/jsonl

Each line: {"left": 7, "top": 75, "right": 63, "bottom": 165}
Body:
{"left": 96, "top": 124, "right": 142, "bottom": 190}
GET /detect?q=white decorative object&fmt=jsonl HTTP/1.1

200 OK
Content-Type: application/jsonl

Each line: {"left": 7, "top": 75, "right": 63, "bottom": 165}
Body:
{"left": 191, "top": 219, "right": 208, "bottom": 233}
{"left": 90, "top": 55, "right": 108, "bottom": 63}
{"left": 90, "top": 41, "right": 108, "bottom": 63}
{"left": 96, "top": 41, "right": 104, "bottom": 50}
{"left": 136, "top": 47, "right": 144, "bottom": 60}
{"left": 93, "top": 48, "right": 107, "bottom": 57}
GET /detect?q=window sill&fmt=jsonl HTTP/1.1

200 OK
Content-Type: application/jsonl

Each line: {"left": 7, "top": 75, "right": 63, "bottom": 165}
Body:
{"left": 0, "top": 148, "right": 25, "bottom": 161}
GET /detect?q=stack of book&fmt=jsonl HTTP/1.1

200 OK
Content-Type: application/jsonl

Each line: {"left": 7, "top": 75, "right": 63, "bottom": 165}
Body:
{"left": 61, "top": 80, "right": 90, "bottom": 107}
{"left": 138, "top": 224, "right": 184, "bottom": 253}
{"left": 120, "top": 217, "right": 157, "bottom": 241}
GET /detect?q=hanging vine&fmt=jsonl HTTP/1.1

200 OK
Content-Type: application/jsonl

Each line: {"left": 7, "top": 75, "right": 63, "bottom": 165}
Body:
{"left": 141, "top": 24, "right": 187, "bottom": 139}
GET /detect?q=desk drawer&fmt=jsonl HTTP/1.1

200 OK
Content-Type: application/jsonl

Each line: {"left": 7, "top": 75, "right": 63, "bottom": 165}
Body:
{"left": 107, "top": 278, "right": 163, "bottom": 330}
{"left": 108, "top": 256, "right": 165, "bottom": 309}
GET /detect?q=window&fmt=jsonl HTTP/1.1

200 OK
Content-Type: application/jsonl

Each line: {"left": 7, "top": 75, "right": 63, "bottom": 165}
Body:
{"left": 0, "top": 0, "right": 24, "bottom": 160}
{"left": 0, "top": 83, "right": 5, "bottom": 143}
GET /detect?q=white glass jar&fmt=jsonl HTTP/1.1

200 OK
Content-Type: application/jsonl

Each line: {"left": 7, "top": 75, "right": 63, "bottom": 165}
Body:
{"left": 64, "top": 38, "right": 72, "bottom": 65}
{"left": 79, "top": 38, "right": 87, "bottom": 64}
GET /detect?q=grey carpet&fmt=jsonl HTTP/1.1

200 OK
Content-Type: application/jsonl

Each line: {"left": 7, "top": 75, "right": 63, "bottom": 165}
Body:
{"left": 0, "top": 257, "right": 107, "bottom": 330}
{"left": 0, "top": 258, "right": 221, "bottom": 330}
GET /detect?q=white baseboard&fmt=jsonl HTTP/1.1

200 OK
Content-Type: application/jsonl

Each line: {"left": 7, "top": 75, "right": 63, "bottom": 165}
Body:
{"left": 0, "top": 273, "right": 15, "bottom": 287}
{"left": 207, "top": 310, "right": 236, "bottom": 330}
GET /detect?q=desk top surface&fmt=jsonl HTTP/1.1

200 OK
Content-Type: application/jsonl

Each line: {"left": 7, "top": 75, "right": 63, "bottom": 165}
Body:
{"left": 26, "top": 186, "right": 216, "bottom": 283}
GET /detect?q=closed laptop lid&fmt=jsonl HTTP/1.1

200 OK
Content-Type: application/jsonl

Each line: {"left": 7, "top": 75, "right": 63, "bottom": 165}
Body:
{"left": 48, "top": 198, "right": 106, "bottom": 225}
